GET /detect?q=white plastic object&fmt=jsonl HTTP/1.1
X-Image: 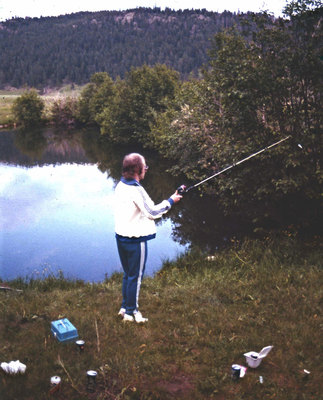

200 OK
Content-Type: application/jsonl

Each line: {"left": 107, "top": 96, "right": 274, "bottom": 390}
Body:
{"left": 51, "top": 376, "right": 61, "bottom": 386}
{"left": 1, "top": 360, "right": 27, "bottom": 375}
{"left": 244, "top": 345, "right": 273, "bottom": 368}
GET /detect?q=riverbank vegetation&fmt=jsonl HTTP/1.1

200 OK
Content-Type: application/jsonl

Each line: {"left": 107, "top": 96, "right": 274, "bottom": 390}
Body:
{"left": 0, "top": 86, "right": 83, "bottom": 128}
{"left": 0, "top": 89, "right": 30, "bottom": 127}
{"left": 0, "top": 236, "right": 321, "bottom": 399}
{"left": 8, "top": 0, "right": 321, "bottom": 238}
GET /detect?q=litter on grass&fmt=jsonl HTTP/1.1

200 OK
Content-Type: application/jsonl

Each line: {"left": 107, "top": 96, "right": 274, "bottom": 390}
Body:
{"left": 86, "top": 370, "right": 98, "bottom": 393}
{"left": 302, "top": 369, "right": 311, "bottom": 380}
{"left": 231, "top": 364, "right": 247, "bottom": 380}
{"left": 1, "top": 360, "right": 26, "bottom": 375}
{"left": 244, "top": 345, "right": 273, "bottom": 368}
{"left": 49, "top": 376, "right": 61, "bottom": 395}
{"left": 76, "top": 339, "right": 85, "bottom": 351}
{"left": 50, "top": 376, "right": 61, "bottom": 387}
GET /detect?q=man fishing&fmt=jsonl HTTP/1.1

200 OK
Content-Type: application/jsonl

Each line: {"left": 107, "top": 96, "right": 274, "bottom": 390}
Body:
{"left": 114, "top": 153, "right": 182, "bottom": 323}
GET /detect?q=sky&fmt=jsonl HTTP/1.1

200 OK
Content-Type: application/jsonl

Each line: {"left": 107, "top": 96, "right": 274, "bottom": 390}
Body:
{"left": 0, "top": 0, "right": 289, "bottom": 22}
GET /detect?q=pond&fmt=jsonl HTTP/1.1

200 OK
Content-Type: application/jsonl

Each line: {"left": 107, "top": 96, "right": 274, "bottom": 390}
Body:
{"left": 0, "top": 128, "right": 187, "bottom": 282}
{"left": 0, "top": 128, "right": 247, "bottom": 282}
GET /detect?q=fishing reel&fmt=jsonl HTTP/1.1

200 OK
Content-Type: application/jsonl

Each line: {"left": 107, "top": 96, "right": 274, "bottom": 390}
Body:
{"left": 176, "top": 185, "right": 187, "bottom": 195}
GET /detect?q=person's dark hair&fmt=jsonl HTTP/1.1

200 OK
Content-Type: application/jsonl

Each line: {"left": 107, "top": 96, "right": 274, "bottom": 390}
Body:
{"left": 122, "top": 153, "right": 144, "bottom": 179}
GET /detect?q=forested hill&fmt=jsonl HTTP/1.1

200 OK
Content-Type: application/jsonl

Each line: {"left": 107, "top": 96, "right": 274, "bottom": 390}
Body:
{"left": 0, "top": 8, "right": 256, "bottom": 88}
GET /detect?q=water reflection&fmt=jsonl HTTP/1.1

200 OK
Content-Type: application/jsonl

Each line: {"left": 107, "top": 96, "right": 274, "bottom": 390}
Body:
{"left": 0, "top": 129, "right": 189, "bottom": 282}
{"left": 15, "top": 129, "right": 47, "bottom": 161}
{"left": 0, "top": 128, "right": 250, "bottom": 282}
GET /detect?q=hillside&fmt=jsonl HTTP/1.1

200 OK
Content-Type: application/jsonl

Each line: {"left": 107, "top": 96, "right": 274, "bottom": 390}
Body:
{"left": 0, "top": 8, "right": 257, "bottom": 88}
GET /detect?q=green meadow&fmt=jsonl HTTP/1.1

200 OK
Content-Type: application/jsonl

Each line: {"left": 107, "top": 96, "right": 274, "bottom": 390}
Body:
{"left": 0, "top": 90, "right": 20, "bottom": 126}
{"left": 0, "top": 86, "right": 83, "bottom": 126}
{"left": 0, "top": 237, "right": 321, "bottom": 399}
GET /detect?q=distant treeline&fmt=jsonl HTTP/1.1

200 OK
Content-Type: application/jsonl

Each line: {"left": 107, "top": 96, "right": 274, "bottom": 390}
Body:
{"left": 9, "top": 1, "right": 323, "bottom": 237}
{"left": 1, "top": 8, "right": 259, "bottom": 88}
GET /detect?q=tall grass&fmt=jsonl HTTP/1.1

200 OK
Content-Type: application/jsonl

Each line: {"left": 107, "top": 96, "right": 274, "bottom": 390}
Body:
{"left": 0, "top": 237, "right": 321, "bottom": 399}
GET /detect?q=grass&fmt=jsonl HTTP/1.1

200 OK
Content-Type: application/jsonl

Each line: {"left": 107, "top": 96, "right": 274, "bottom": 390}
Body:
{"left": 0, "top": 237, "right": 322, "bottom": 399}
{"left": 0, "top": 93, "right": 20, "bottom": 126}
{"left": 0, "top": 85, "right": 84, "bottom": 126}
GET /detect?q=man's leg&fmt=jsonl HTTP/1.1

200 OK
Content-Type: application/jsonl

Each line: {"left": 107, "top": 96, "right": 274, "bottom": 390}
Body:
{"left": 125, "top": 241, "right": 147, "bottom": 315}
{"left": 135, "top": 241, "right": 147, "bottom": 311}
{"left": 117, "top": 240, "right": 147, "bottom": 315}
{"left": 117, "top": 239, "right": 130, "bottom": 311}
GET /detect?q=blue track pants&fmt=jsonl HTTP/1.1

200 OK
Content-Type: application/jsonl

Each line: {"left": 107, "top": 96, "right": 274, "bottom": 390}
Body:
{"left": 116, "top": 238, "right": 147, "bottom": 315}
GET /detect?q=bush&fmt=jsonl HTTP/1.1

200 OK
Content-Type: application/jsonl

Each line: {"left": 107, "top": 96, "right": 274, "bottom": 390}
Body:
{"left": 12, "top": 89, "right": 44, "bottom": 127}
{"left": 50, "top": 96, "right": 78, "bottom": 126}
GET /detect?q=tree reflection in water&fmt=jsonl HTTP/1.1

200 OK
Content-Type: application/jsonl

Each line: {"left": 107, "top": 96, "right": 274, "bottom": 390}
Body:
{"left": 2, "top": 127, "right": 252, "bottom": 256}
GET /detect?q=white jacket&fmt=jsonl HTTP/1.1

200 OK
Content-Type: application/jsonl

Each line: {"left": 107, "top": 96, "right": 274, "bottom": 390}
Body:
{"left": 114, "top": 178, "right": 174, "bottom": 239}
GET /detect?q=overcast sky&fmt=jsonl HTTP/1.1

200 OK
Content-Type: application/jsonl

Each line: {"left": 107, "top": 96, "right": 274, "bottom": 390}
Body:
{"left": 0, "top": 0, "right": 289, "bottom": 21}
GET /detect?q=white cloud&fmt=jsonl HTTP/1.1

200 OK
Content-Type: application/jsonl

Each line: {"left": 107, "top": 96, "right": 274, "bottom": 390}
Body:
{"left": 0, "top": 0, "right": 287, "bottom": 21}
{"left": 0, "top": 164, "right": 111, "bottom": 231}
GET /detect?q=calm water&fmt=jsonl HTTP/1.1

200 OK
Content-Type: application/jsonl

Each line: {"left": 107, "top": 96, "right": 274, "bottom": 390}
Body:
{"left": 0, "top": 128, "right": 188, "bottom": 282}
{"left": 0, "top": 128, "right": 248, "bottom": 282}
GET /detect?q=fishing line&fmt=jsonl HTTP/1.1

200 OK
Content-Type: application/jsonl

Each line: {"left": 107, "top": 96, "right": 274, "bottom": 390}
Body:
{"left": 177, "top": 135, "right": 293, "bottom": 194}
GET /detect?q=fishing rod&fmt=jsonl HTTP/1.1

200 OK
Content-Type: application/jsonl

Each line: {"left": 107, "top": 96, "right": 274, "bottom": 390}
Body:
{"left": 177, "top": 135, "right": 291, "bottom": 195}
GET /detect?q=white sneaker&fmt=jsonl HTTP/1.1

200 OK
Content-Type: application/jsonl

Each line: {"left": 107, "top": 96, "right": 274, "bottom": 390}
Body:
{"left": 123, "top": 313, "right": 134, "bottom": 322}
{"left": 133, "top": 311, "right": 148, "bottom": 323}
{"left": 118, "top": 308, "right": 126, "bottom": 318}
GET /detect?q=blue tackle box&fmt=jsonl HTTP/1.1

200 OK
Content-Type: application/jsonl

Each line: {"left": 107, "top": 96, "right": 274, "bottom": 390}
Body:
{"left": 51, "top": 318, "right": 78, "bottom": 342}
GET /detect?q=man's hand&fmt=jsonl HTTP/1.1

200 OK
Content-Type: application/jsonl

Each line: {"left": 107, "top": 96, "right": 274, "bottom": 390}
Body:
{"left": 170, "top": 191, "right": 182, "bottom": 203}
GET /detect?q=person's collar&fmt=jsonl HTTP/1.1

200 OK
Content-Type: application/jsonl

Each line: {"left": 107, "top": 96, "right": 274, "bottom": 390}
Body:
{"left": 121, "top": 176, "right": 140, "bottom": 186}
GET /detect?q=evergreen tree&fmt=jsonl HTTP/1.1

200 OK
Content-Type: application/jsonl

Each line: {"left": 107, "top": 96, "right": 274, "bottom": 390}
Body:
{"left": 0, "top": 9, "right": 250, "bottom": 88}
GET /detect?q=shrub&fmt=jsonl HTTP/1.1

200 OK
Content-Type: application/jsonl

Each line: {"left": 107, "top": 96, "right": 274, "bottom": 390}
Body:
{"left": 12, "top": 89, "right": 45, "bottom": 127}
